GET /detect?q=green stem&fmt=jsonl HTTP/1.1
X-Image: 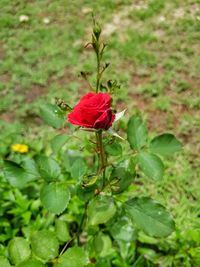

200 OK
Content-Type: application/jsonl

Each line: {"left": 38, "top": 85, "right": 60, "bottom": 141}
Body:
{"left": 96, "top": 131, "right": 107, "bottom": 187}
{"left": 59, "top": 238, "right": 74, "bottom": 256}
{"left": 98, "top": 131, "right": 107, "bottom": 170}
{"left": 93, "top": 26, "right": 107, "bottom": 186}
{"left": 96, "top": 52, "right": 100, "bottom": 93}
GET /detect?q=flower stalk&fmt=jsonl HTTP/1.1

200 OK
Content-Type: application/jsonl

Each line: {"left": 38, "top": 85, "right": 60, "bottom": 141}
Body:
{"left": 96, "top": 52, "right": 100, "bottom": 93}
{"left": 92, "top": 18, "right": 102, "bottom": 93}
{"left": 92, "top": 20, "right": 107, "bottom": 186}
{"left": 96, "top": 131, "right": 107, "bottom": 170}
{"left": 96, "top": 131, "right": 107, "bottom": 187}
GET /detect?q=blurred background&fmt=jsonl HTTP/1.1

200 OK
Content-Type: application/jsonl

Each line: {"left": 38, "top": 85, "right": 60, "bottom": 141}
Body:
{"left": 0, "top": 0, "right": 200, "bottom": 263}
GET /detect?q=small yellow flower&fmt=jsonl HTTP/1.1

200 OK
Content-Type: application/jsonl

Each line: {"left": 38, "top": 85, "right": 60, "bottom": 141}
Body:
{"left": 11, "top": 144, "right": 29, "bottom": 153}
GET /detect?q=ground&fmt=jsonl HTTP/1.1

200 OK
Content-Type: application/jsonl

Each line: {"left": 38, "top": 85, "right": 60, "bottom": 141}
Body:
{"left": 0, "top": 0, "right": 200, "bottom": 264}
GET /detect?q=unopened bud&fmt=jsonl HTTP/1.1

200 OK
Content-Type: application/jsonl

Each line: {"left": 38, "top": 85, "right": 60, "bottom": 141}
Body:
{"left": 93, "top": 22, "right": 101, "bottom": 40}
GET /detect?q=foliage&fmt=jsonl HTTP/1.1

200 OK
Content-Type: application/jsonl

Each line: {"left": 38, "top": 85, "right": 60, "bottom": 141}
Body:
{"left": 0, "top": 1, "right": 199, "bottom": 266}
{"left": 0, "top": 19, "right": 184, "bottom": 266}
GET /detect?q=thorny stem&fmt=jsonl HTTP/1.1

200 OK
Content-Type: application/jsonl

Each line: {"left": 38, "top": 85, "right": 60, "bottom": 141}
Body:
{"left": 98, "top": 131, "right": 107, "bottom": 171}
{"left": 61, "top": 20, "right": 109, "bottom": 254}
{"left": 96, "top": 51, "right": 101, "bottom": 93}
{"left": 93, "top": 23, "right": 107, "bottom": 187}
{"left": 96, "top": 131, "right": 107, "bottom": 187}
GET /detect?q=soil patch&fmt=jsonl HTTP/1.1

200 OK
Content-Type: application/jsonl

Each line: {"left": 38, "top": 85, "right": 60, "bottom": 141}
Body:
{"left": 0, "top": 112, "right": 16, "bottom": 122}
{"left": 25, "top": 84, "right": 47, "bottom": 103}
{"left": 0, "top": 73, "right": 10, "bottom": 83}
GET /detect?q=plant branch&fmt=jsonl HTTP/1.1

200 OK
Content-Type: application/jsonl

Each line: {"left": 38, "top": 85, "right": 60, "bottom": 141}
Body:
{"left": 59, "top": 237, "right": 74, "bottom": 256}
{"left": 96, "top": 131, "right": 107, "bottom": 187}
{"left": 96, "top": 51, "right": 101, "bottom": 93}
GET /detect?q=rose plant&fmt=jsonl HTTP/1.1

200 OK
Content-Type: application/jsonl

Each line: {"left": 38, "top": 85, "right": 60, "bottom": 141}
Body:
{"left": 2, "top": 21, "right": 182, "bottom": 266}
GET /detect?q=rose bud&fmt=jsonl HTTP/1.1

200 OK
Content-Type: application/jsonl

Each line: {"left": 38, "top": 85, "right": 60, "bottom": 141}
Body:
{"left": 68, "top": 92, "right": 115, "bottom": 130}
{"left": 93, "top": 22, "right": 101, "bottom": 40}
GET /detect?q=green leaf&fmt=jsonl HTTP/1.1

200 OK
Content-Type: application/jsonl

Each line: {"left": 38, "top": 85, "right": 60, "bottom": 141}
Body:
{"left": 18, "top": 259, "right": 45, "bottom": 267}
{"left": 127, "top": 115, "right": 148, "bottom": 150}
{"left": 4, "top": 161, "right": 37, "bottom": 188}
{"left": 40, "top": 182, "right": 70, "bottom": 214}
{"left": 0, "top": 256, "right": 11, "bottom": 267}
{"left": 150, "top": 133, "right": 182, "bottom": 156}
{"left": 40, "top": 103, "right": 66, "bottom": 129}
{"left": 93, "top": 233, "right": 113, "bottom": 257}
{"left": 125, "top": 197, "right": 175, "bottom": 237}
{"left": 132, "top": 255, "right": 145, "bottom": 267}
{"left": 36, "top": 155, "right": 61, "bottom": 181}
{"left": 137, "top": 152, "right": 164, "bottom": 180}
{"left": 70, "top": 158, "right": 87, "bottom": 181}
{"left": 110, "top": 216, "right": 137, "bottom": 242}
{"left": 95, "top": 259, "right": 111, "bottom": 267}
{"left": 87, "top": 195, "right": 116, "bottom": 226}
{"left": 54, "top": 247, "right": 88, "bottom": 267}
{"left": 77, "top": 175, "right": 99, "bottom": 202}
{"left": 105, "top": 140, "right": 122, "bottom": 156}
{"left": 8, "top": 237, "right": 31, "bottom": 265}
{"left": 31, "top": 230, "right": 59, "bottom": 263}
{"left": 117, "top": 240, "right": 133, "bottom": 261}
{"left": 21, "top": 158, "right": 40, "bottom": 177}
{"left": 76, "top": 182, "right": 96, "bottom": 202}
{"left": 110, "top": 167, "right": 134, "bottom": 193}
{"left": 55, "top": 219, "right": 70, "bottom": 242}
{"left": 189, "top": 247, "right": 200, "bottom": 264}
{"left": 51, "top": 134, "right": 69, "bottom": 154}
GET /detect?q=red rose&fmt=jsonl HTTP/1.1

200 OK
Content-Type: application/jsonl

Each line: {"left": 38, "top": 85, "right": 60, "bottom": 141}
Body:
{"left": 68, "top": 92, "right": 115, "bottom": 130}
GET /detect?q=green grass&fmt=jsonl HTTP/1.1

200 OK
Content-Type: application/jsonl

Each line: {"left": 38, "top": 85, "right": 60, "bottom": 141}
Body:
{"left": 0, "top": 0, "right": 200, "bottom": 265}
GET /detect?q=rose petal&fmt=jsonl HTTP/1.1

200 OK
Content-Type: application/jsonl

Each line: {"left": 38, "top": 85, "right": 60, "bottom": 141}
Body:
{"left": 94, "top": 109, "right": 115, "bottom": 130}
